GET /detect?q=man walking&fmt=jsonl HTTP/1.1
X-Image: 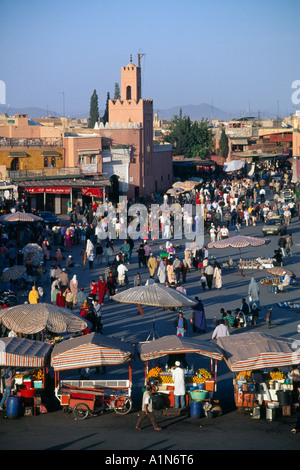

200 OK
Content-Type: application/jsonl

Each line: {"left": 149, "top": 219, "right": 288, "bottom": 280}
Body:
{"left": 136, "top": 384, "right": 162, "bottom": 431}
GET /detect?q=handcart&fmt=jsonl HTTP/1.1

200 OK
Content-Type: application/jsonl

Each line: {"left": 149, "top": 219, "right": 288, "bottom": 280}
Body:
{"left": 51, "top": 333, "right": 134, "bottom": 420}
{"left": 57, "top": 381, "right": 132, "bottom": 419}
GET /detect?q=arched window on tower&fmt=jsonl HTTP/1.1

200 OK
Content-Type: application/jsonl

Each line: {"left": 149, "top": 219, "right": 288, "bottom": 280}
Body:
{"left": 126, "top": 86, "right": 132, "bottom": 100}
{"left": 44, "top": 157, "right": 48, "bottom": 168}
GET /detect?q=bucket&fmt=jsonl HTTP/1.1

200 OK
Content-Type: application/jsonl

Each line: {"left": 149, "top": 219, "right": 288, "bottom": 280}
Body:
{"left": 6, "top": 395, "right": 21, "bottom": 419}
{"left": 190, "top": 401, "right": 201, "bottom": 418}
{"left": 266, "top": 407, "right": 276, "bottom": 421}
{"left": 21, "top": 388, "right": 36, "bottom": 398}
{"left": 276, "top": 390, "right": 291, "bottom": 406}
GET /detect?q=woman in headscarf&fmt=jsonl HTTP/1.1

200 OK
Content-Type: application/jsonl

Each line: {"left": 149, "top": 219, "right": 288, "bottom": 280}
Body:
{"left": 213, "top": 262, "right": 222, "bottom": 290}
{"left": 248, "top": 277, "right": 260, "bottom": 307}
{"left": 97, "top": 275, "right": 108, "bottom": 305}
{"left": 157, "top": 259, "right": 166, "bottom": 284}
{"left": 191, "top": 297, "right": 207, "bottom": 333}
{"left": 70, "top": 275, "right": 78, "bottom": 308}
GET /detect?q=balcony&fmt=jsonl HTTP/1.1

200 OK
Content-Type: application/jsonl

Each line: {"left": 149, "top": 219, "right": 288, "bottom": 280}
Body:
{"left": 0, "top": 137, "right": 63, "bottom": 148}
{"left": 9, "top": 167, "right": 82, "bottom": 181}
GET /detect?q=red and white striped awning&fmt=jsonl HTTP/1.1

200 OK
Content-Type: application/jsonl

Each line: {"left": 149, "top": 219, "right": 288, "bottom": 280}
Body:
{"left": 138, "top": 335, "right": 224, "bottom": 362}
{"left": 217, "top": 332, "right": 300, "bottom": 372}
{"left": 208, "top": 235, "right": 271, "bottom": 249}
{"left": 0, "top": 337, "right": 51, "bottom": 367}
{"left": 0, "top": 303, "right": 87, "bottom": 334}
{"left": 51, "top": 333, "right": 135, "bottom": 371}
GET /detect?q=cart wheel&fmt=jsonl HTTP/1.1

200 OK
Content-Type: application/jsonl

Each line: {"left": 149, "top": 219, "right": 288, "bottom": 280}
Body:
{"left": 72, "top": 403, "right": 90, "bottom": 420}
{"left": 113, "top": 396, "right": 132, "bottom": 415}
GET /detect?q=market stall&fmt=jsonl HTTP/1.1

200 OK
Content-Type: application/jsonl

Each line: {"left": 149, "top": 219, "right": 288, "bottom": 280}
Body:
{"left": 138, "top": 335, "right": 224, "bottom": 416}
{"left": 260, "top": 268, "right": 296, "bottom": 293}
{"left": 51, "top": 333, "right": 135, "bottom": 419}
{"left": 208, "top": 235, "right": 271, "bottom": 276}
{"left": 0, "top": 336, "right": 52, "bottom": 417}
{"left": 217, "top": 332, "right": 300, "bottom": 419}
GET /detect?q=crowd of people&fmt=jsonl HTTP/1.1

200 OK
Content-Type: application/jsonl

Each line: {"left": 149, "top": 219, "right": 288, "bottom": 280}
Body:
{"left": 0, "top": 167, "right": 297, "bottom": 341}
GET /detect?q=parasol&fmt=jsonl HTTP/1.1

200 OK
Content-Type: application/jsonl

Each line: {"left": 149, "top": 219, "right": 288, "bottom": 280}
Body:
{"left": 217, "top": 331, "right": 300, "bottom": 372}
{"left": 113, "top": 284, "right": 197, "bottom": 341}
{"left": 208, "top": 235, "right": 271, "bottom": 275}
{"left": 172, "top": 180, "right": 198, "bottom": 192}
{"left": 267, "top": 267, "right": 294, "bottom": 277}
{"left": 166, "top": 188, "right": 183, "bottom": 196}
{"left": 0, "top": 211, "right": 42, "bottom": 223}
{"left": 1, "top": 265, "right": 26, "bottom": 282}
{"left": 22, "top": 243, "right": 44, "bottom": 266}
{"left": 0, "top": 303, "right": 88, "bottom": 334}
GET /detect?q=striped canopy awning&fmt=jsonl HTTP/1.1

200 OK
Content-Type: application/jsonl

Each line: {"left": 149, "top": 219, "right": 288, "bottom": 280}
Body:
{"left": 267, "top": 267, "right": 294, "bottom": 277}
{"left": 0, "top": 303, "right": 87, "bottom": 334}
{"left": 217, "top": 332, "right": 300, "bottom": 372}
{"left": 51, "top": 333, "right": 135, "bottom": 370}
{"left": 0, "top": 211, "right": 42, "bottom": 223}
{"left": 138, "top": 335, "right": 224, "bottom": 362}
{"left": 208, "top": 235, "right": 271, "bottom": 249}
{"left": 0, "top": 337, "right": 52, "bottom": 367}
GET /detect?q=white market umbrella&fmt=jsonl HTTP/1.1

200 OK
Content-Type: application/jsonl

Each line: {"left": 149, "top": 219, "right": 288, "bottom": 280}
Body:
{"left": 0, "top": 211, "right": 42, "bottom": 223}
{"left": 113, "top": 284, "right": 197, "bottom": 341}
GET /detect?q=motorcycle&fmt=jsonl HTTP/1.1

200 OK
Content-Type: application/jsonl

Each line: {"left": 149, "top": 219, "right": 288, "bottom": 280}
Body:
{"left": 0, "top": 289, "right": 18, "bottom": 307}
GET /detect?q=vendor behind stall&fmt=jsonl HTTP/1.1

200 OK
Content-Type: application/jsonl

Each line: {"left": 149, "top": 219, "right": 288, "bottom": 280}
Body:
{"left": 278, "top": 271, "right": 291, "bottom": 291}
{"left": 171, "top": 361, "right": 186, "bottom": 409}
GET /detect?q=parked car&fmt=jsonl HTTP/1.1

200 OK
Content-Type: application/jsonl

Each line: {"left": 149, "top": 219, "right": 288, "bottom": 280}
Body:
{"left": 37, "top": 211, "right": 60, "bottom": 226}
{"left": 262, "top": 216, "right": 287, "bottom": 236}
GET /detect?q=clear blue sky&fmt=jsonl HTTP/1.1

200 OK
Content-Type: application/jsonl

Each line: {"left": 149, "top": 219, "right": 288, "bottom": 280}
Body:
{"left": 0, "top": 0, "right": 299, "bottom": 118}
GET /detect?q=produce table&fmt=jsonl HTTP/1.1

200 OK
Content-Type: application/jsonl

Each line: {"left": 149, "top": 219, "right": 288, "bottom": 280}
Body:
{"left": 234, "top": 369, "right": 294, "bottom": 417}
{"left": 147, "top": 367, "right": 215, "bottom": 408}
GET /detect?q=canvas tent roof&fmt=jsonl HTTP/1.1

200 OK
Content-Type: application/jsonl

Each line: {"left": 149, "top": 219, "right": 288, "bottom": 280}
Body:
{"left": 51, "top": 333, "right": 135, "bottom": 371}
{"left": 217, "top": 332, "right": 300, "bottom": 372}
{"left": 0, "top": 337, "right": 52, "bottom": 367}
{"left": 138, "top": 335, "right": 224, "bottom": 362}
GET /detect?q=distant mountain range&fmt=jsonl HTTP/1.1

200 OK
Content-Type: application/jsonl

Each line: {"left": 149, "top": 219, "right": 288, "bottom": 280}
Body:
{"left": 154, "top": 103, "right": 231, "bottom": 121}
{"left": 0, "top": 103, "right": 275, "bottom": 122}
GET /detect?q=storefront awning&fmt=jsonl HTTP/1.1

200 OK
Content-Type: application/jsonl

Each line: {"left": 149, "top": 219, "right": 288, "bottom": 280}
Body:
{"left": 8, "top": 152, "right": 28, "bottom": 157}
{"left": 26, "top": 186, "right": 71, "bottom": 194}
{"left": 41, "top": 151, "right": 61, "bottom": 157}
{"left": 82, "top": 187, "right": 103, "bottom": 198}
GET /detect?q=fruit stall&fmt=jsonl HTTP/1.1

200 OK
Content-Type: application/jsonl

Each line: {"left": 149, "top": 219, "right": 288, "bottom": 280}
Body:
{"left": 0, "top": 337, "right": 52, "bottom": 417}
{"left": 217, "top": 332, "right": 300, "bottom": 419}
{"left": 138, "top": 335, "right": 224, "bottom": 414}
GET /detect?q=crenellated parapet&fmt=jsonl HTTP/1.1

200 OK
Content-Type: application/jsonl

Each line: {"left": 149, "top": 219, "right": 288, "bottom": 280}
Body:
{"left": 95, "top": 121, "right": 142, "bottom": 130}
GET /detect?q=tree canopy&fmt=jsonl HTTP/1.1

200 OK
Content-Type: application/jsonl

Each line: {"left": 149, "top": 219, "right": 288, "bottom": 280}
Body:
{"left": 219, "top": 128, "right": 229, "bottom": 159}
{"left": 164, "top": 109, "right": 214, "bottom": 159}
{"left": 88, "top": 89, "right": 99, "bottom": 128}
{"left": 114, "top": 83, "right": 121, "bottom": 99}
